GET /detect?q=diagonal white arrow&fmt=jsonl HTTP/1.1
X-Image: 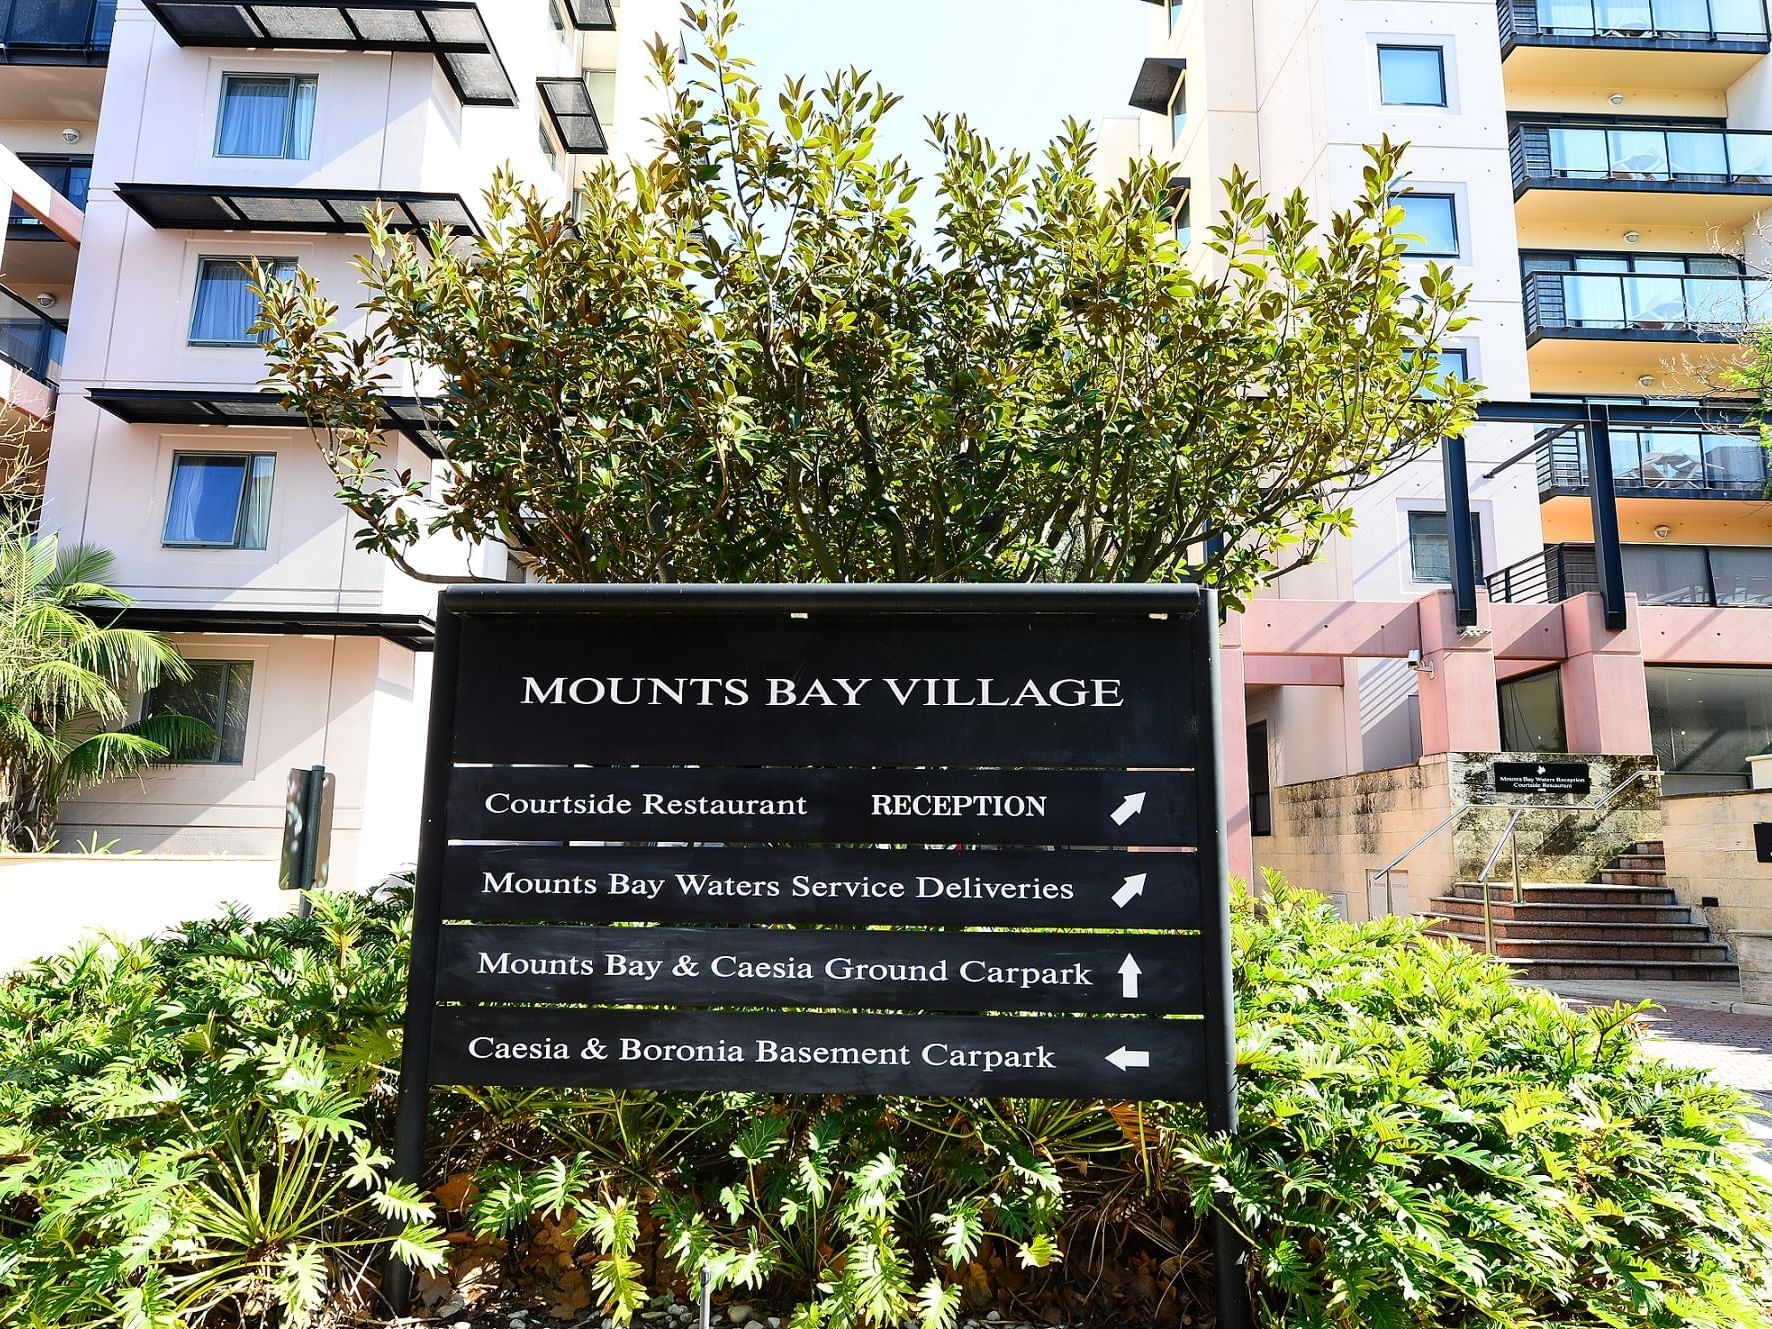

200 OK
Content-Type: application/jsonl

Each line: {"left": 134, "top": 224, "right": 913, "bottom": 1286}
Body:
{"left": 1110, "top": 791, "right": 1147, "bottom": 826}
{"left": 1118, "top": 954, "right": 1142, "bottom": 1000}
{"left": 1111, "top": 872, "right": 1147, "bottom": 909}
{"left": 1105, "top": 1046, "right": 1151, "bottom": 1071}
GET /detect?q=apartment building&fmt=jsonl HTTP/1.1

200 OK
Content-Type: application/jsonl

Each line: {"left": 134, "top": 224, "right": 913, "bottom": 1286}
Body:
{"left": 2, "top": 0, "right": 674, "bottom": 879}
{"left": 1130, "top": 0, "right": 1772, "bottom": 955}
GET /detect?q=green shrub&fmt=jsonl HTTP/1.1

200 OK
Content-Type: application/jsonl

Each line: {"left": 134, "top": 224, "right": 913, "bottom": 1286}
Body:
{"left": 1, "top": 878, "right": 1768, "bottom": 1327}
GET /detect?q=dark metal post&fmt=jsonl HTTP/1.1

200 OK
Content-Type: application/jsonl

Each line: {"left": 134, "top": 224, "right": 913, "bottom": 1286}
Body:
{"left": 296, "top": 764, "right": 326, "bottom": 918}
{"left": 384, "top": 602, "right": 464, "bottom": 1315}
{"left": 1191, "top": 591, "right": 1250, "bottom": 1329}
{"left": 1441, "top": 435, "right": 1478, "bottom": 629}
{"left": 1585, "top": 404, "right": 1628, "bottom": 629}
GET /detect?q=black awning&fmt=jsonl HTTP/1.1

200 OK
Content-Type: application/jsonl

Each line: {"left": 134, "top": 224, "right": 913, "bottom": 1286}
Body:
{"left": 140, "top": 1, "right": 517, "bottom": 106}
{"left": 1129, "top": 56, "right": 1186, "bottom": 113}
{"left": 87, "top": 387, "right": 447, "bottom": 460}
{"left": 537, "top": 76, "right": 607, "bottom": 154}
{"left": 115, "top": 183, "right": 477, "bottom": 235}
{"left": 115, "top": 605, "right": 436, "bottom": 650}
{"left": 564, "top": 0, "right": 614, "bottom": 29}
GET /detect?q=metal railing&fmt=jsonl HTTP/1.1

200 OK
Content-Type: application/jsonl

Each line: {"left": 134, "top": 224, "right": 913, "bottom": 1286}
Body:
{"left": 1511, "top": 121, "right": 1772, "bottom": 190}
{"left": 1522, "top": 268, "right": 1772, "bottom": 337}
{"left": 1535, "top": 424, "right": 1768, "bottom": 495}
{"left": 0, "top": 285, "right": 65, "bottom": 387}
{"left": 1501, "top": 0, "right": 1770, "bottom": 42}
{"left": 0, "top": 0, "right": 114, "bottom": 62}
{"left": 1485, "top": 544, "right": 1600, "bottom": 605}
{"left": 1373, "top": 769, "right": 1660, "bottom": 952}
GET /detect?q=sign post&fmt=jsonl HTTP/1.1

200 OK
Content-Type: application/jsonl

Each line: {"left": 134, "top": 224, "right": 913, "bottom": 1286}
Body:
{"left": 386, "top": 585, "right": 1245, "bottom": 1327}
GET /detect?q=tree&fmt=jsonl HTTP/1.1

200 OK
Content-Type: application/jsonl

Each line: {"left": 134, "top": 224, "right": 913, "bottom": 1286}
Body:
{"left": 257, "top": 0, "right": 1477, "bottom": 601}
{"left": 0, "top": 524, "right": 208, "bottom": 850}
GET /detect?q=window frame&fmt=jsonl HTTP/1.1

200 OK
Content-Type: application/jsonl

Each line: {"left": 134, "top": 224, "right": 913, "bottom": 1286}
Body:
{"left": 214, "top": 72, "right": 317, "bottom": 161}
{"left": 1394, "top": 190, "right": 1461, "bottom": 258}
{"left": 1407, "top": 508, "right": 1484, "bottom": 585}
{"left": 188, "top": 255, "right": 296, "bottom": 347}
{"left": 142, "top": 658, "right": 254, "bottom": 766}
{"left": 1168, "top": 0, "right": 1183, "bottom": 33}
{"left": 1246, "top": 721, "right": 1273, "bottom": 837}
{"left": 161, "top": 451, "right": 276, "bottom": 550}
{"left": 1169, "top": 73, "right": 1188, "bottom": 147}
{"left": 1376, "top": 44, "right": 1448, "bottom": 108}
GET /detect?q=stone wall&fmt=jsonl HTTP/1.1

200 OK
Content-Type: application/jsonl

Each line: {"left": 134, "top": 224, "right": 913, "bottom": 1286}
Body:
{"left": 1255, "top": 752, "right": 1661, "bottom": 921}
{"left": 1661, "top": 790, "right": 1772, "bottom": 938}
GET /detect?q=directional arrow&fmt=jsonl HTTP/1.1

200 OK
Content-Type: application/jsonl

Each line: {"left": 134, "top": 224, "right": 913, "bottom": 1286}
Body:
{"left": 1111, "top": 872, "right": 1147, "bottom": 909}
{"left": 1110, "top": 791, "right": 1147, "bottom": 826}
{"left": 1118, "top": 954, "right": 1142, "bottom": 1000}
{"left": 1106, "top": 1046, "right": 1151, "bottom": 1071}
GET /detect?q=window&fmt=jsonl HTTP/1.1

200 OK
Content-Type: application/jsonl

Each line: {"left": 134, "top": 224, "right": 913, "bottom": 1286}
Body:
{"left": 163, "top": 453, "right": 275, "bottom": 549}
{"left": 1407, "top": 510, "right": 1483, "bottom": 583}
{"left": 1168, "top": 0, "right": 1183, "bottom": 32}
{"left": 549, "top": 0, "right": 567, "bottom": 30}
{"left": 1377, "top": 45, "right": 1447, "bottom": 107}
{"left": 1174, "top": 198, "right": 1192, "bottom": 249}
{"left": 1246, "top": 722, "right": 1273, "bottom": 836}
{"left": 1395, "top": 192, "right": 1459, "bottom": 257}
{"left": 539, "top": 121, "right": 559, "bottom": 171}
{"left": 11, "top": 156, "right": 91, "bottom": 227}
{"left": 1648, "top": 665, "right": 1772, "bottom": 792}
{"left": 189, "top": 257, "right": 295, "bottom": 346}
{"left": 1435, "top": 347, "right": 1470, "bottom": 380}
{"left": 1170, "top": 76, "right": 1188, "bottom": 146}
{"left": 1498, "top": 668, "right": 1566, "bottom": 753}
{"left": 143, "top": 660, "right": 254, "bottom": 765}
{"left": 216, "top": 74, "right": 316, "bottom": 159}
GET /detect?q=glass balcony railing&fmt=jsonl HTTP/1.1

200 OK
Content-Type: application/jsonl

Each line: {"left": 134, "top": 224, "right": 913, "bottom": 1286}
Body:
{"left": 1511, "top": 121, "right": 1772, "bottom": 188}
{"left": 0, "top": 0, "right": 116, "bottom": 63}
{"left": 1537, "top": 423, "right": 1768, "bottom": 494}
{"left": 7, "top": 155, "right": 88, "bottom": 235}
{"left": 1488, "top": 541, "right": 1772, "bottom": 606}
{"left": 1503, "top": 0, "right": 1769, "bottom": 41}
{"left": 1522, "top": 269, "right": 1772, "bottom": 335}
{"left": 0, "top": 285, "right": 65, "bottom": 387}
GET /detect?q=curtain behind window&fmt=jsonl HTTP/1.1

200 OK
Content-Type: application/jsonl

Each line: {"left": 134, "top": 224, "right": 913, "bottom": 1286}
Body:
{"left": 218, "top": 77, "right": 294, "bottom": 156}
{"left": 190, "top": 259, "right": 292, "bottom": 343}
{"left": 164, "top": 455, "right": 247, "bottom": 545}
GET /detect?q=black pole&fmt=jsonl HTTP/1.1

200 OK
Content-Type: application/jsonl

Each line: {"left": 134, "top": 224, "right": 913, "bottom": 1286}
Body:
{"left": 384, "top": 602, "right": 464, "bottom": 1314}
{"left": 295, "top": 764, "right": 326, "bottom": 918}
{"left": 1585, "top": 404, "right": 1628, "bottom": 630}
{"left": 1191, "top": 591, "right": 1250, "bottom": 1329}
{"left": 1441, "top": 435, "right": 1478, "bottom": 630}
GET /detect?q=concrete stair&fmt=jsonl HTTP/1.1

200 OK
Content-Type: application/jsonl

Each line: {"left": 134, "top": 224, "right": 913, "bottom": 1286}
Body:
{"left": 1421, "top": 841, "right": 1739, "bottom": 982}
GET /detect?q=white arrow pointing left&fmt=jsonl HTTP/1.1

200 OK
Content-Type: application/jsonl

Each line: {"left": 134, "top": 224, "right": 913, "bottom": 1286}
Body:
{"left": 1110, "top": 791, "right": 1147, "bottom": 826}
{"left": 1118, "top": 954, "right": 1142, "bottom": 1000}
{"left": 1106, "top": 1046, "right": 1151, "bottom": 1071}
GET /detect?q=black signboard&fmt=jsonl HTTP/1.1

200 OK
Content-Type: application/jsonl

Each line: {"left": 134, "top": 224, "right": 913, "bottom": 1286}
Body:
{"left": 441, "top": 845, "right": 1202, "bottom": 928}
{"left": 1494, "top": 760, "right": 1592, "bottom": 796}
{"left": 388, "top": 585, "right": 1243, "bottom": 1327}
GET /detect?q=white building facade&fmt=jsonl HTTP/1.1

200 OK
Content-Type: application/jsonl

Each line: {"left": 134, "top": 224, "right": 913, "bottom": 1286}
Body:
{"left": 25, "top": 0, "right": 676, "bottom": 880}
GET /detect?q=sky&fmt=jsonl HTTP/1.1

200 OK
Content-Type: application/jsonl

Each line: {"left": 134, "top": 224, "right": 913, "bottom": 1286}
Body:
{"left": 718, "top": 0, "right": 1148, "bottom": 191}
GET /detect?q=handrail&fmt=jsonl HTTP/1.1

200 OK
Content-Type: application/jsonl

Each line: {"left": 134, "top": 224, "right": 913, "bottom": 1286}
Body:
{"left": 1371, "top": 768, "right": 1661, "bottom": 925}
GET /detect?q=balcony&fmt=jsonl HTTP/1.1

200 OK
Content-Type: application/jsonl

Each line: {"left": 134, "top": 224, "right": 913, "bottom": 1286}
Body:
{"left": 0, "top": 284, "right": 63, "bottom": 388}
{"left": 1522, "top": 267, "right": 1770, "bottom": 341}
{"left": 140, "top": 1, "right": 516, "bottom": 107}
{"left": 0, "top": 0, "right": 114, "bottom": 64}
{"left": 1500, "top": 0, "right": 1769, "bottom": 89}
{"left": 1536, "top": 421, "right": 1766, "bottom": 496}
{"left": 1489, "top": 540, "right": 1772, "bottom": 605}
{"left": 7, "top": 154, "right": 86, "bottom": 238}
{"left": 1511, "top": 120, "right": 1772, "bottom": 226}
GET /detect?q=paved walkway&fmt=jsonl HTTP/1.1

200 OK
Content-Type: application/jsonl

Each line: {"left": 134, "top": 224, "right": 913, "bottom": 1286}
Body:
{"left": 1536, "top": 980, "right": 1772, "bottom": 1147}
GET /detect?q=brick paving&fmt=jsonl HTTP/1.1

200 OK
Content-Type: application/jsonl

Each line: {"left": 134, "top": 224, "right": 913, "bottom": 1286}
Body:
{"left": 1539, "top": 982, "right": 1772, "bottom": 1147}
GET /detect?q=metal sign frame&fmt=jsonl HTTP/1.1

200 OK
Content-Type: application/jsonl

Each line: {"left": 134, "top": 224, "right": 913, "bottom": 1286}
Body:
{"left": 386, "top": 584, "right": 1244, "bottom": 1326}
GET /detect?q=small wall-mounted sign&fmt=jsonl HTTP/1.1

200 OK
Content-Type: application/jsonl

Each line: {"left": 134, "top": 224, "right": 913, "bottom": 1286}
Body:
{"left": 1754, "top": 823, "right": 1772, "bottom": 864}
{"left": 1494, "top": 761, "right": 1592, "bottom": 797}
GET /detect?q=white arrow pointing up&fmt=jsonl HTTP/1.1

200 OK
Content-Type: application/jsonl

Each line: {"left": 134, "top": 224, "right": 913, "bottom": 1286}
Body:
{"left": 1110, "top": 791, "right": 1147, "bottom": 826}
{"left": 1106, "top": 1046, "right": 1151, "bottom": 1071}
{"left": 1111, "top": 873, "right": 1147, "bottom": 909}
{"left": 1118, "top": 954, "right": 1142, "bottom": 1000}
